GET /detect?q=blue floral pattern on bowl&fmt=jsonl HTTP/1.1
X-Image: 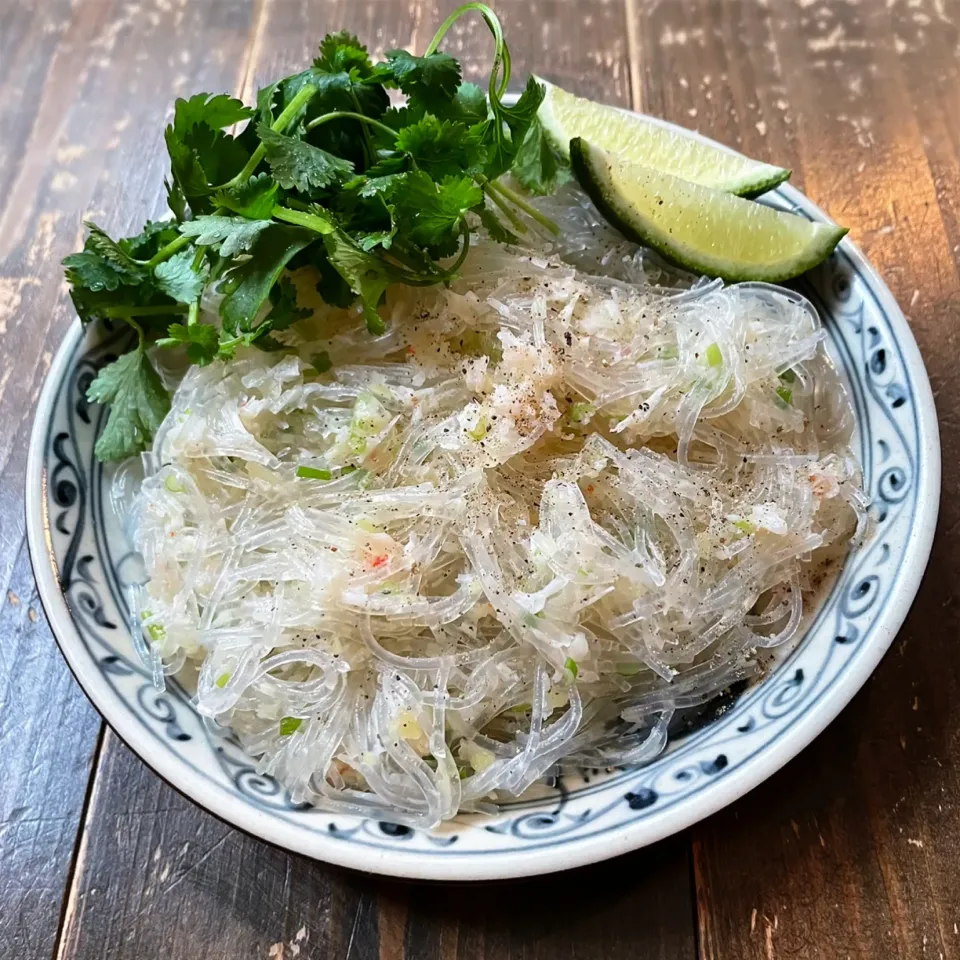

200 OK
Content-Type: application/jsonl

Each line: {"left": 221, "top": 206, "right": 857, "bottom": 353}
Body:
{"left": 27, "top": 182, "right": 939, "bottom": 880}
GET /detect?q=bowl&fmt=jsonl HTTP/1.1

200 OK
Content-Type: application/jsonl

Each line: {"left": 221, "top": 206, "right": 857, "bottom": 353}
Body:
{"left": 26, "top": 125, "right": 940, "bottom": 881}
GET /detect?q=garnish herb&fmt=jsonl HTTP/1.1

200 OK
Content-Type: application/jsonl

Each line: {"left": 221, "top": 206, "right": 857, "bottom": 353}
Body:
{"left": 65, "top": 4, "right": 565, "bottom": 461}
{"left": 297, "top": 466, "right": 333, "bottom": 480}
{"left": 279, "top": 716, "right": 304, "bottom": 736}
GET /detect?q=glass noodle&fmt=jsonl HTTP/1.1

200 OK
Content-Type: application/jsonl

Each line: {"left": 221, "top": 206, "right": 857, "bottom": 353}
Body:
{"left": 120, "top": 182, "right": 866, "bottom": 827}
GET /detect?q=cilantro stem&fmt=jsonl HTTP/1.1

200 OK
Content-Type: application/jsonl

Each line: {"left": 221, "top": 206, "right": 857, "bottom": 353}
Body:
{"left": 188, "top": 246, "right": 206, "bottom": 325}
{"left": 222, "top": 83, "right": 320, "bottom": 191}
{"left": 102, "top": 304, "right": 189, "bottom": 319}
{"left": 447, "top": 224, "right": 472, "bottom": 275}
{"left": 272, "top": 204, "right": 334, "bottom": 234}
{"left": 425, "top": 4, "right": 510, "bottom": 102}
{"left": 304, "top": 111, "right": 398, "bottom": 140}
{"left": 348, "top": 88, "right": 378, "bottom": 167}
{"left": 143, "top": 234, "right": 190, "bottom": 269}
{"left": 485, "top": 178, "right": 560, "bottom": 235}
{"left": 482, "top": 183, "right": 527, "bottom": 234}
{"left": 127, "top": 317, "right": 146, "bottom": 345}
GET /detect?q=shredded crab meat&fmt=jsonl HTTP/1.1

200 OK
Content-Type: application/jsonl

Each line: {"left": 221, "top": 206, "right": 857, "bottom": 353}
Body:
{"left": 125, "top": 186, "right": 865, "bottom": 827}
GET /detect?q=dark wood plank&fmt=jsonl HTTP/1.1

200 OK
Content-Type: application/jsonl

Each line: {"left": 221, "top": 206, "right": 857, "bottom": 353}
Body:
{"left": 623, "top": 0, "right": 960, "bottom": 957}
{"left": 0, "top": 1, "right": 256, "bottom": 958}
{"left": 54, "top": 4, "right": 695, "bottom": 959}
{"left": 63, "top": 734, "right": 696, "bottom": 960}
{"left": 0, "top": 3, "right": 110, "bottom": 957}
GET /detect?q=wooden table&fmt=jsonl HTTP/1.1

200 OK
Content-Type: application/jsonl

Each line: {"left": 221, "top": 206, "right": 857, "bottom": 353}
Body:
{"left": 1, "top": 0, "right": 957, "bottom": 956}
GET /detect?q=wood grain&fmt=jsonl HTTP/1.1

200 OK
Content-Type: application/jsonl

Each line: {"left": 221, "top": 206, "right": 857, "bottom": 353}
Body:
{"left": 51, "top": 3, "right": 694, "bottom": 959}
{"left": 0, "top": 3, "right": 105, "bottom": 957}
{"left": 62, "top": 734, "right": 696, "bottom": 960}
{"left": 0, "top": 1, "right": 257, "bottom": 958}
{"left": 624, "top": 1, "right": 960, "bottom": 958}
{"left": 7, "top": 0, "right": 959, "bottom": 957}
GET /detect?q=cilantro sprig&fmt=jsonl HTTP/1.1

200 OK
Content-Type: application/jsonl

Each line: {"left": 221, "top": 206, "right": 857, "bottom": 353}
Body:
{"left": 65, "top": 3, "right": 566, "bottom": 461}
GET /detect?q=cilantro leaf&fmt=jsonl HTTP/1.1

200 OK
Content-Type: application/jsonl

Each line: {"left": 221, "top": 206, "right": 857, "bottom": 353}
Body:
{"left": 258, "top": 124, "right": 355, "bottom": 192}
{"left": 154, "top": 249, "right": 207, "bottom": 304}
{"left": 450, "top": 82, "right": 488, "bottom": 123}
{"left": 63, "top": 222, "right": 146, "bottom": 292}
{"left": 164, "top": 129, "right": 210, "bottom": 203}
{"left": 165, "top": 178, "right": 188, "bottom": 221}
{"left": 165, "top": 94, "right": 253, "bottom": 211}
{"left": 500, "top": 75, "right": 546, "bottom": 141}
{"left": 215, "top": 276, "right": 312, "bottom": 355}
{"left": 157, "top": 322, "right": 220, "bottom": 365}
{"left": 171, "top": 93, "right": 254, "bottom": 134}
{"left": 357, "top": 174, "right": 405, "bottom": 198}
{"left": 379, "top": 104, "right": 427, "bottom": 136}
{"left": 87, "top": 348, "right": 170, "bottom": 461}
{"left": 289, "top": 243, "right": 357, "bottom": 309}
{"left": 391, "top": 171, "right": 481, "bottom": 257}
{"left": 215, "top": 173, "right": 279, "bottom": 220}
{"left": 266, "top": 276, "right": 311, "bottom": 332}
{"left": 480, "top": 77, "right": 547, "bottom": 179}
{"left": 356, "top": 227, "right": 397, "bottom": 252}
{"left": 511, "top": 117, "right": 568, "bottom": 196}
{"left": 474, "top": 203, "right": 520, "bottom": 245}
{"left": 394, "top": 116, "right": 486, "bottom": 180}
{"left": 254, "top": 80, "right": 282, "bottom": 126}
{"left": 219, "top": 225, "right": 314, "bottom": 334}
{"left": 63, "top": 251, "right": 136, "bottom": 293}
{"left": 68, "top": 283, "right": 184, "bottom": 329}
{"left": 179, "top": 215, "right": 273, "bottom": 258}
{"left": 323, "top": 230, "right": 392, "bottom": 333}
{"left": 383, "top": 49, "right": 461, "bottom": 110}
{"left": 314, "top": 32, "right": 374, "bottom": 76}
{"left": 118, "top": 220, "right": 180, "bottom": 260}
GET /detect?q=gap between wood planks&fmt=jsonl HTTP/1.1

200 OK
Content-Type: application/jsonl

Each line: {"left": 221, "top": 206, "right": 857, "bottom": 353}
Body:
{"left": 52, "top": 728, "right": 107, "bottom": 960}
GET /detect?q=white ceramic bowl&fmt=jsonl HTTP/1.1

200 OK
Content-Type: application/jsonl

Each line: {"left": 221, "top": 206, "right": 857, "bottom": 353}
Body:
{"left": 26, "top": 127, "right": 939, "bottom": 881}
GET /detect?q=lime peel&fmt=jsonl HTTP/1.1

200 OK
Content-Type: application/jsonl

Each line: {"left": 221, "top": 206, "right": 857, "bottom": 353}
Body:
{"left": 570, "top": 139, "right": 847, "bottom": 284}
{"left": 538, "top": 79, "right": 791, "bottom": 196}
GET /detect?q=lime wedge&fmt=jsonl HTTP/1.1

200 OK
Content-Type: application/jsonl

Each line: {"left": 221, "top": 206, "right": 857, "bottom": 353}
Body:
{"left": 571, "top": 139, "right": 846, "bottom": 283}
{"left": 538, "top": 79, "right": 790, "bottom": 197}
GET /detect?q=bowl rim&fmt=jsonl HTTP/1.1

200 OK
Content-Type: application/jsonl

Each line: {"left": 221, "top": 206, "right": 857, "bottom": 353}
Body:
{"left": 26, "top": 149, "right": 941, "bottom": 884}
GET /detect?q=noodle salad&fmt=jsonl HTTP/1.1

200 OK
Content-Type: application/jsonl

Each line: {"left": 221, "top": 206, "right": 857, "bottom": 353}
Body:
{"left": 60, "top": 5, "right": 865, "bottom": 826}
{"left": 125, "top": 184, "right": 865, "bottom": 826}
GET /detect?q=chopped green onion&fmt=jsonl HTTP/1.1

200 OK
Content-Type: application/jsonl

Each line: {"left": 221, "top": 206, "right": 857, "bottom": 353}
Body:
{"left": 215, "top": 672, "right": 230, "bottom": 688}
{"left": 616, "top": 661, "right": 642, "bottom": 677}
{"left": 564, "top": 657, "right": 579, "bottom": 679}
{"left": 733, "top": 519, "right": 756, "bottom": 535}
{"left": 296, "top": 466, "right": 333, "bottom": 481}
{"left": 776, "top": 384, "right": 793, "bottom": 406}
{"left": 467, "top": 415, "right": 489, "bottom": 441}
{"left": 312, "top": 351, "right": 332, "bottom": 373}
{"left": 140, "top": 609, "right": 165, "bottom": 640}
{"left": 279, "top": 716, "right": 303, "bottom": 736}
{"left": 779, "top": 368, "right": 796, "bottom": 383}
{"left": 164, "top": 474, "right": 185, "bottom": 493}
{"left": 341, "top": 465, "right": 357, "bottom": 475}
{"left": 706, "top": 342, "right": 723, "bottom": 367}
{"left": 569, "top": 402, "right": 594, "bottom": 424}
